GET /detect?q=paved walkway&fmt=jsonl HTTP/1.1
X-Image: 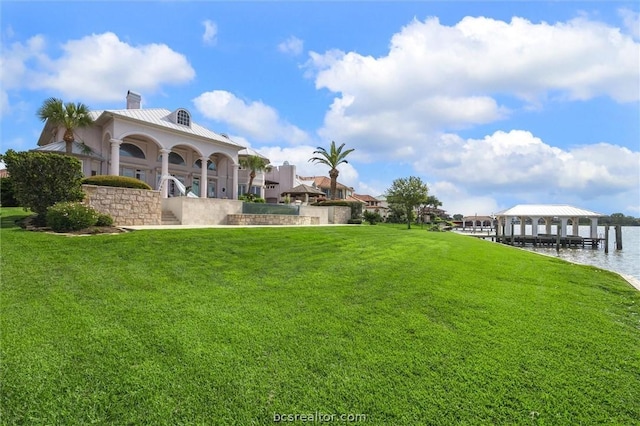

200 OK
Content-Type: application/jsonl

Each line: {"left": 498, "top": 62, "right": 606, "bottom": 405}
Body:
{"left": 121, "top": 224, "right": 353, "bottom": 230}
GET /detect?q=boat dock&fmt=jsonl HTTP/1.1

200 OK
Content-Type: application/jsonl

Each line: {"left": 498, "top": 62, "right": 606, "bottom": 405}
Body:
{"left": 461, "top": 232, "right": 604, "bottom": 249}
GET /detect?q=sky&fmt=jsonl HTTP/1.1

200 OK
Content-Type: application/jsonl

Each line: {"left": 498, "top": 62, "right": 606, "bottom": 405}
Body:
{"left": 1, "top": 1, "right": 639, "bottom": 216}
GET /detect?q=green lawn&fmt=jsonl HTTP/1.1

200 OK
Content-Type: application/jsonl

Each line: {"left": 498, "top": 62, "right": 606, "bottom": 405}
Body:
{"left": 1, "top": 207, "right": 638, "bottom": 425}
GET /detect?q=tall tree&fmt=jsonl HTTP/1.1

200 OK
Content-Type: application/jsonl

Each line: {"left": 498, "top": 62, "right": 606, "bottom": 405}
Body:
{"left": 385, "top": 176, "right": 429, "bottom": 229}
{"left": 239, "top": 155, "right": 270, "bottom": 199}
{"left": 309, "top": 141, "right": 355, "bottom": 200}
{"left": 37, "top": 98, "right": 93, "bottom": 154}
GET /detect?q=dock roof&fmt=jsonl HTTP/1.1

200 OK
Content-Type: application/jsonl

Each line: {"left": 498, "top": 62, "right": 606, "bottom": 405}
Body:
{"left": 495, "top": 204, "right": 604, "bottom": 218}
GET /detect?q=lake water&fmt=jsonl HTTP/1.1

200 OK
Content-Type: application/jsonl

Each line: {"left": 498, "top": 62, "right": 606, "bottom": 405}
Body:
{"left": 514, "top": 225, "right": 640, "bottom": 281}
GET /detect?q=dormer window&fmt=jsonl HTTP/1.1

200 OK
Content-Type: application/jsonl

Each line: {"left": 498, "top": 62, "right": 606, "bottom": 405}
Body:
{"left": 176, "top": 109, "right": 190, "bottom": 127}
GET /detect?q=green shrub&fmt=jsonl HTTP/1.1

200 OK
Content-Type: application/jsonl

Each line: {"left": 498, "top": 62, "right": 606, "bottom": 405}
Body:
{"left": 46, "top": 202, "right": 99, "bottom": 232}
{"left": 95, "top": 213, "right": 114, "bottom": 227}
{"left": 347, "top": 219, "right": 362, "bottom": 224}
{"left": 239, "top": 194, "right": 265, "bottom": 203}
{"left": 82, "top": 175, "right": 152, "bottom": 190}
{"left": 0, "top": 177, "right": 19, "bottom": 207}
{"left": 0, "top": 150, "right": 84, "bottom": 224}
{"left": 363, "top": 210, "right": 383, "bottom": 225}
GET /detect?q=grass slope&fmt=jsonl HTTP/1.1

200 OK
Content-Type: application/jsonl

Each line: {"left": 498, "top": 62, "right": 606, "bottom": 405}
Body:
{"left": 1, "top": 208, "right": 639, "bottom": 425}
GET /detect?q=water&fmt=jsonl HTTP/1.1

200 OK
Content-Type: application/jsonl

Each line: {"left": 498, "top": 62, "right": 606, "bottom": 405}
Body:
{"left": 514, "top": 225, "right": 640, "bottom": 281}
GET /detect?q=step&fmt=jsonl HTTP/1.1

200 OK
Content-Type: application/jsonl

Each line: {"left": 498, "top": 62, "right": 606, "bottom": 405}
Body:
{"left": 161, "top": 211, "right": 180, "bottom": 225}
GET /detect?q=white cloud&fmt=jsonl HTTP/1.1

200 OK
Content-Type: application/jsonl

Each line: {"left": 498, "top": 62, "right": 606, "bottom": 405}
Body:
{"left": 430, "top": 181, "right": 502, "bottom": 217}
{"left": 1, "top": 32, "right": 195, "bottom": 102}
{"left": 278, "top": 36, "right": 304, "bottom": 56}
{"left": 307, "top": 15, "right": 640, "bottom": 161}
{"left": 619, "top": 8, "right": 640, "bottom": 39}
{"left": 193, "top": 90, "right": 310, "bottom": 145}
{"left": 413, "top": 130, "right": 640, "bottom": 202}
{"left": 0, "top": 35, "right": 48, "bottom": 114}
{"left": 202, "top": 20, "right": 218, "bottom": 45}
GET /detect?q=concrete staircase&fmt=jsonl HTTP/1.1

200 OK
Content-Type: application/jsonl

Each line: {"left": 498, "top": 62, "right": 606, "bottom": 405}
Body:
{"left": 161, "top": 210, "right": 180, "bottom": 225}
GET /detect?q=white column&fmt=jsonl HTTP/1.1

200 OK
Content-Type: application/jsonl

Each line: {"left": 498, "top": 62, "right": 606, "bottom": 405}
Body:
{"left": 232, "top": 163, "right": 239, "bottom": 199}
{"left": 560, "top": 218, "right": 568, "bottom": 237}
{"left": 160, "top": 148, "right": 170, "bottom": 198}
{"left": 505, "top": 217, "right": 512, "bottom": 236}
{"left": 200, "top": 157, "right": 208, "bottom": 198}
{"left": 590, "top": 218, "right": 598, "bottom": 238}
{"left": 531, "top": 217, "right": 540, "bottom": 237}
{"left": 109, "top": 138, "right": 122, "bottom": 176}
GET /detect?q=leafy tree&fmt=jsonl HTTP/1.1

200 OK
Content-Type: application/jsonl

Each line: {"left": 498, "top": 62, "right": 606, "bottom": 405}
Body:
{"left": 385, "top": 176, "right": 429, "bottom": 229}
{"left": 0, "top": 150, "right": 84, "bottom": 224}
{"left": 453, "top": 214, "right": 464, "bottom": 221}
{"left": 37, "top": 97, "right": 93, "bottom": 154}
{"left": 239, "top": 155, "right": 270, "bottom": 200}
{"left": 309, "top": 141, "right": 355, "bottom": 200}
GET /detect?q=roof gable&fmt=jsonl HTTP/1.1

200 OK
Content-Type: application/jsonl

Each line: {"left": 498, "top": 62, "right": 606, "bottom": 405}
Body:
{"left": 91, "top": 108, "right": 243, "bottom": 147}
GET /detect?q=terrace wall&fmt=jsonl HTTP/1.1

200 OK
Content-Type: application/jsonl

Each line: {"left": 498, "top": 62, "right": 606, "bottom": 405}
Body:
{"left": 82, "top": 184, "right": 161, "bottom": 226}
{"left": 162, "top": 197, "right": 243, "bottom": 225}
{"left": 227, "top": 214, "right": 319, "bottom": 226}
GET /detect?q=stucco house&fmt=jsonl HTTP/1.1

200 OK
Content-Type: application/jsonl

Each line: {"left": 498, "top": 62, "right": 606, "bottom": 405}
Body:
{"left": 35, "top": 91, "right": 269, "bottom": 200}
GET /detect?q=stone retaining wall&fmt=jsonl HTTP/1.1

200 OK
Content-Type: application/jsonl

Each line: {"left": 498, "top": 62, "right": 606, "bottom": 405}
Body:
{"left": 82, "top": 184, "right": 161, "bottom": 226}
{"left": 227, "top": 214, "right": 319, "bottom": 226}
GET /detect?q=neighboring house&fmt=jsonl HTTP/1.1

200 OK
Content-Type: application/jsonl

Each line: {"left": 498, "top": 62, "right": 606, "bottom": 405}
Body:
{"left": 34, "top": 91, "right": 269, "bottom": 199}
{"left": 263, "top": 161, "right": 301, "bottom": 204}
{"left": 298, "top": 176, "right": 354, "bottom": 200}
{"left": 0, "top": 169, "right": 9, "bottom": 178}
{"left": 351, "top": 193, "right": 388, "bottom": 216}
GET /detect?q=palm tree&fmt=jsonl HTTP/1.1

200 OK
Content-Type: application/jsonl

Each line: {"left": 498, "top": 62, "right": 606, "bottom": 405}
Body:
{"left": 239, "top": 155, "right": 270, "bottom": 199}
{"left": 37, "top": 98, "right": 93, "bottom": 155}
{"left": 309, "top": 141, "right": 355, "bottom": 200}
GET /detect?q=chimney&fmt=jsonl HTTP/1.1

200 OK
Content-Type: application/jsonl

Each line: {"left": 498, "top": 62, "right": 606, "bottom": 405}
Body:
{"left": 126, "top": 90, "right": 141, "bottom": 109}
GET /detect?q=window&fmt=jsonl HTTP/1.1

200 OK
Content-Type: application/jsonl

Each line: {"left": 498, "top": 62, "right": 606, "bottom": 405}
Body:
{"left": 238, "top": 184, "right": 247, "bottom": 196}
{"left": 193, "top": 159, "right": 216, "bottom": 171}
{"left": 120, "top": 143, "right": 146, "bottom": 159}
{"left": 176, "top": 109, "right": 190, "bottom": 126}
{"left": 192, "top": 177, "right": 200, "bottom": 196}
{"left": 121, "top": 167, "right": 146, "bottom": 182}
{"left": 158, "top": 152, "right": 186, "bottom": 165}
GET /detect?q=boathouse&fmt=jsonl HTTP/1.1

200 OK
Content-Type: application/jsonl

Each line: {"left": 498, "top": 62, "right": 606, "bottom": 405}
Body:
{"left": 494, "top": 204, "right": 605, "bottom": 248}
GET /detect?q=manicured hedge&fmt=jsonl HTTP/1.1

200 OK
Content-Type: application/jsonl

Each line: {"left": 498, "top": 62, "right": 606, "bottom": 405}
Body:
{"left": 0, "top": 150, "right": 84, "bottom": 223}
{"left": 82, "top": 175, "right": 152, "bottom": 190}
{"left": 0, "top": 177, "right": 19, "bottom": 207}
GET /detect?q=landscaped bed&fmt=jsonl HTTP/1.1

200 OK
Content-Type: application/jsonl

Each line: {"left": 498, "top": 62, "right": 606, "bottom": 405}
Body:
{"left": 1, "top": 207, "right": 638, "bottom": 424}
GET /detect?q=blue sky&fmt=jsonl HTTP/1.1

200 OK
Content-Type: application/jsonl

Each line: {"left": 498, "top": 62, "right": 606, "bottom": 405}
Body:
{"left": 1, "top": 1, "right": 639, "bottom": 216}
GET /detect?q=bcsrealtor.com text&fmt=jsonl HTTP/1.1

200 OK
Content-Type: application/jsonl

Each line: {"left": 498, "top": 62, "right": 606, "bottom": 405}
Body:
{"left": 273, "top": 412, "right": 367, "bottom": 422}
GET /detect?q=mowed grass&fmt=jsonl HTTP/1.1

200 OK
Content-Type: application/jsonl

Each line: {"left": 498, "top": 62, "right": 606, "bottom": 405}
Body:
{"left": 1, "top": 208, "right": 639, "bottom": 425}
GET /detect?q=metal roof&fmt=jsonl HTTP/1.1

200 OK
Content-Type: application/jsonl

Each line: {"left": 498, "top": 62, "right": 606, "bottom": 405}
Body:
{"left": 32, "top": 141, "right": 105, "bottom": 160}
{"left": 239, "top": 147, "right": 269, "bottom": 160}
{"left": 495, "top": 204, "right": 604, "bottom": 218}
{"left": 90, "top": 108, "right": 243, "bottom": 147}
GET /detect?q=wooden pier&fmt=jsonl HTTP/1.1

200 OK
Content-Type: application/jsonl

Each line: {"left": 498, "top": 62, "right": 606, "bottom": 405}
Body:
{"left": 460, "top": 232, "right": 606, "bottom": 249}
